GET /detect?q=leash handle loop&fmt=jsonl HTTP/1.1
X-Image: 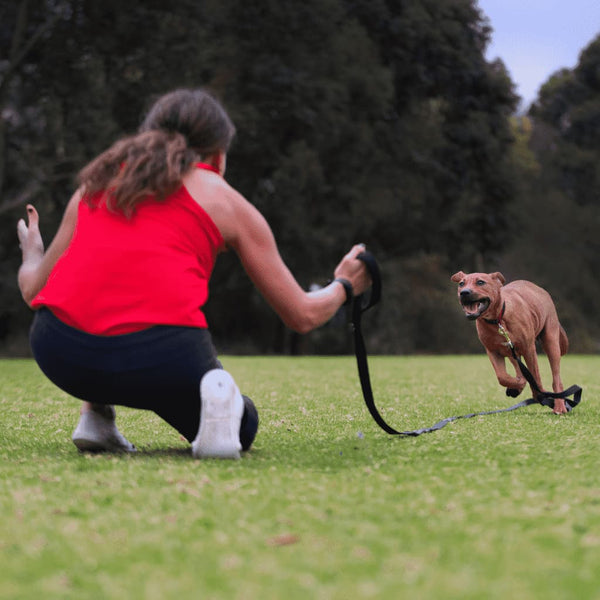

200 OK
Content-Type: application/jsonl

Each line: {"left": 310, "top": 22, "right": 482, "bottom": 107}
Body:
{"left": 354, "top": 252, "right": 382, "bottom": 316}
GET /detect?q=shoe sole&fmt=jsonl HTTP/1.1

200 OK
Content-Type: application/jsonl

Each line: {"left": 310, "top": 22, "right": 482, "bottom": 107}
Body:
{"left": 72, "top": 436, "right": 136, "bottom": 453}
{"left": 72, "top": 437, "right": 109, "bottom": 452}
{"left": 71, "top": 411, "right": 136, "bottom": 453}
{"left": 192, "top": 370, "right": 243, "bottom": 459}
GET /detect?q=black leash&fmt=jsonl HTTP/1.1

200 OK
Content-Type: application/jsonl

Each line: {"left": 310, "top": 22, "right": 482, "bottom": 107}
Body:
{"left": 351, "top": 252, "right": 582, "bottom": 436}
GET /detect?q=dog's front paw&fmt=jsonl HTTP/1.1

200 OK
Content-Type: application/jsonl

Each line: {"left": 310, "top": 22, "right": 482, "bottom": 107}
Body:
{"left": 506, "top": 388, "right": 521, "bottom": 398}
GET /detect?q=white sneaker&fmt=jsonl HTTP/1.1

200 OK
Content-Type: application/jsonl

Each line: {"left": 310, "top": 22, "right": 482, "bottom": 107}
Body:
{"left": 72, "top": 409, "right": 136, "bottom": 453}
{"left": 192, "top": 369, "right": 244, "bottom": 459}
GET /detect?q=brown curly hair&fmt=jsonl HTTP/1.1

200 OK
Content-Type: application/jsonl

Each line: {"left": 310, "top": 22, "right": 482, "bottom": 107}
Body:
{"left": 78, "top": 89, "right": 236, "bottom": 215}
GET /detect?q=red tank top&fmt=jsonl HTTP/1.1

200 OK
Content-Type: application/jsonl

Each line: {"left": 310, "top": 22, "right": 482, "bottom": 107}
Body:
{"left": 31, "top": 164, "right": 225, "bottom": 335}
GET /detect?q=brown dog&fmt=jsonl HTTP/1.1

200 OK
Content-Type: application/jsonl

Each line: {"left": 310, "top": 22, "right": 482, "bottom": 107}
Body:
{"left": 450, "top": 271, "right": 569, "bottom": 414}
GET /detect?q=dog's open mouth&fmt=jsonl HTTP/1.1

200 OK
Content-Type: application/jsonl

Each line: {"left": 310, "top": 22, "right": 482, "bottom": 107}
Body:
{"left": 460, "top": 297, "right": 490, "bottom": 320}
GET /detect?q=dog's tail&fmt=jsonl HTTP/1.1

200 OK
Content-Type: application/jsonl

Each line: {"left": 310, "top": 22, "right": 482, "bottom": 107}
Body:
{"left": 560, "top": 326, "right": 569, "bottom": 355}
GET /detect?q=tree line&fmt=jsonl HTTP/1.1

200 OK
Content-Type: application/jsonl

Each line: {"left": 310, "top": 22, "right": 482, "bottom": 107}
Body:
{"left": 1, "top": 0, "right": 598, "bottom": 355}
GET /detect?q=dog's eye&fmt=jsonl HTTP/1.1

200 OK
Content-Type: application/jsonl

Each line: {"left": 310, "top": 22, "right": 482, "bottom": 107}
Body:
{"left": 458, "top": 281, "right": 465, "bottom": 287}
{"left": 476, "top": 280, "right": 486, "bottom": 286}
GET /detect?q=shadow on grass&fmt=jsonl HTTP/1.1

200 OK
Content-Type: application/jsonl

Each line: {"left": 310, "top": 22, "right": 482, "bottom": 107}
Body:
{"left": 66, "top": 403, "right": 580, "bottom": 473}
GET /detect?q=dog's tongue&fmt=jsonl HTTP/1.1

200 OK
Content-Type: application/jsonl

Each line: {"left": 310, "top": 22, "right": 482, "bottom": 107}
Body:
{"left": 463, "top": 301, "right": 487, "bottom": 319}
{"left": 464, "top": 303, "right": 480, "bottom": 315}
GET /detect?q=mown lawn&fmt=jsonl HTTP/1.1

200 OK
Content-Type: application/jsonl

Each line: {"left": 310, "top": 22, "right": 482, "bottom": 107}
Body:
{"left": 1, "top": 355, "right": 599, "bottom": 599}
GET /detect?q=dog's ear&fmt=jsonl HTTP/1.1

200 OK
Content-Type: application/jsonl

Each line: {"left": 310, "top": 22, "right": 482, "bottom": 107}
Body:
{"left": 451, "top": 271, "right": 466, "bottom": 283}
{"left": 491, "top": 272, "right": 506, "bottom": 285}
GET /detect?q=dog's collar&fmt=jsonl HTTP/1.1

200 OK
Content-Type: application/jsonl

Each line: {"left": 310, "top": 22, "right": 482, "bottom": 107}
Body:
{"left": 483, "top": 301, "right": 505, "bottom": 325}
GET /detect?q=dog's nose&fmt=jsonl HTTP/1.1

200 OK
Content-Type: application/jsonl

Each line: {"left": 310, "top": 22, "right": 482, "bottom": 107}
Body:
{"left": 460, "top": 289, "right": 472, "bottom": 298}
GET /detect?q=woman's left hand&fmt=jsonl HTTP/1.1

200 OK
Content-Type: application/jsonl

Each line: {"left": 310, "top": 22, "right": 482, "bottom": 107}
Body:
{"left": 333, "top": 244, "right": 372, "bottom": 297}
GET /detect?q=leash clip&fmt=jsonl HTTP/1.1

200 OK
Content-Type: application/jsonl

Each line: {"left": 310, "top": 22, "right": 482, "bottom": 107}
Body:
{"left": 497, "top": 323, "right": 514, "bottom": 349}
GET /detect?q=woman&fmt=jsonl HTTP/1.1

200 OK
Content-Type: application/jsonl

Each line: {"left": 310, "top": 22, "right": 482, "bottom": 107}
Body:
{"left": 17, "top": 88, "right": 371, "bottom": 459}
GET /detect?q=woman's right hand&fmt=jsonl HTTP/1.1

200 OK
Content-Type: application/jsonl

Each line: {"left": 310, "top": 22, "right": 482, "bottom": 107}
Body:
{"left": 16, "top": 191, "right": 81, "bottom": 306}
{"left": 333, "top": 244, "right": 372, "bottom": 298}
{"left": 17, "top": 205, "right": 45, "bottom": 264}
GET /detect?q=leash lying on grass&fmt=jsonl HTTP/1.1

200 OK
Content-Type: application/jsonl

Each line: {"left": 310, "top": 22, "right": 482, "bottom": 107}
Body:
{"left": 351, "top": 252, "right": 583, "bottom": 436}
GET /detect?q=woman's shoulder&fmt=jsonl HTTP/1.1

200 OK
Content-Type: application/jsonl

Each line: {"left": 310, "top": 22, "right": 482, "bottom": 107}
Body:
{"left": 184, "top": 167, "right": 252, "bottom": 213}
{"left": 182, "top": 169, "right": 249, "bottom": 245}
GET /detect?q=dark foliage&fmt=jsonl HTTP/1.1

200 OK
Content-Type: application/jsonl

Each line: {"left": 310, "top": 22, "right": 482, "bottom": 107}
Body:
{"left": 3, "top": 1, "right": 595, "bottom": 355}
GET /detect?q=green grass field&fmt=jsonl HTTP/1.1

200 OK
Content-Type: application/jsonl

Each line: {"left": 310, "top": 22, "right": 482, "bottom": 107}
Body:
{"left": 1, "top": 355, "right": 599, "bottom": 599}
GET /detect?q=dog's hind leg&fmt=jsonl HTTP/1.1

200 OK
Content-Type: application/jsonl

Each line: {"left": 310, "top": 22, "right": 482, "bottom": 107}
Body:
{"left": 559, "top": 325, "right": 569, "bottom": 355}
{"left": 540, "top": 332, "right": 565, "bottom": 393}
{"left": 540, "top": 326, "right": 567, "bottom": 414}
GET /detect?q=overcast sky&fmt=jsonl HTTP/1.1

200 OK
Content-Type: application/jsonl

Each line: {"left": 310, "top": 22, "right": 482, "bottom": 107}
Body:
{"left": 477, "top": 0, "right": 600, "bottom": 110}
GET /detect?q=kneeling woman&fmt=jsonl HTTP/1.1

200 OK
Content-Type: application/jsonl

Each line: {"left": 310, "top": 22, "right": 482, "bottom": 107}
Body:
{"left": 17, "top": 88, "right": 371, "bottom": 458}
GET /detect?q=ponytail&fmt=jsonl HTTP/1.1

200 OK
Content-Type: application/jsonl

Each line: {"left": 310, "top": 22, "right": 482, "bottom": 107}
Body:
{"left": 77, "top": 88, "right": 235, "bottom": 215}
{"left": 78, "top": 129, "right": 195, "bottom": 215}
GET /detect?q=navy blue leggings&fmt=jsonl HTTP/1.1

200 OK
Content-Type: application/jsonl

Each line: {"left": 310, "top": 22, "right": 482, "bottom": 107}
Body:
{"left": 29, "top": 308, "right": 258, "bottom": 450}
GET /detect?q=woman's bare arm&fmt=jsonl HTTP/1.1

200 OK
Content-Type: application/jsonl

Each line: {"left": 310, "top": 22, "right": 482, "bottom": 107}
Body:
{"left": 183, "top": 166, "right": 372, "bottom": 333}
{"left": 221, "top": 189, "right": 370, "bottom": 334}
